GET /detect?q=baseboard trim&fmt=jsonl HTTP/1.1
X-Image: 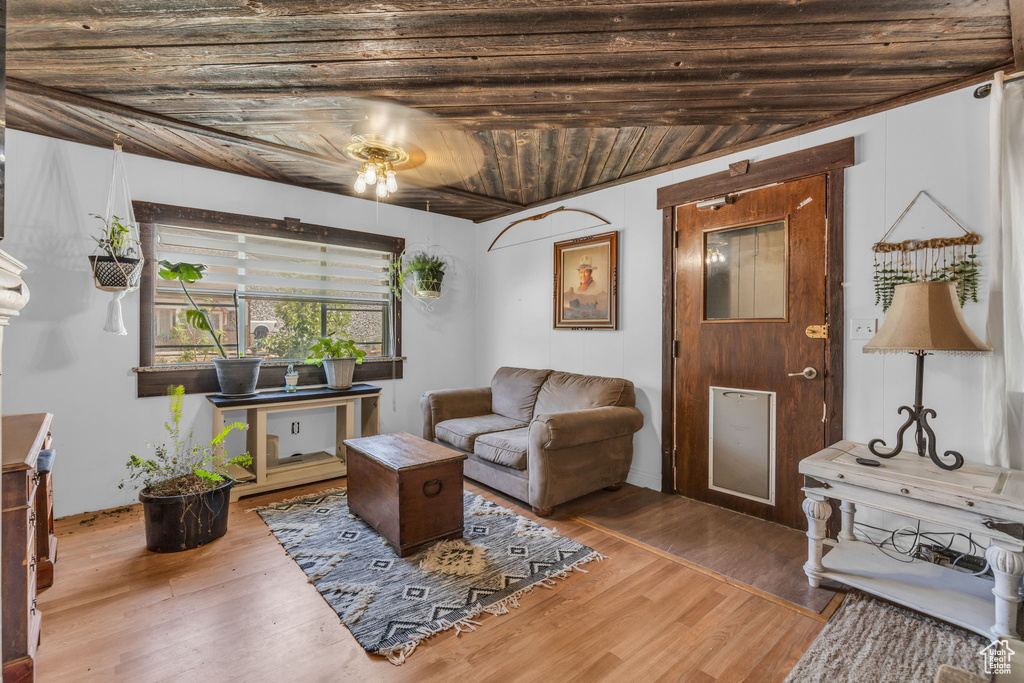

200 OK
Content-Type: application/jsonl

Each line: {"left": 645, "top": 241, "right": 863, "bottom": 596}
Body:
{"left": 626, "top": 469, "right": 661, "bottom": 491}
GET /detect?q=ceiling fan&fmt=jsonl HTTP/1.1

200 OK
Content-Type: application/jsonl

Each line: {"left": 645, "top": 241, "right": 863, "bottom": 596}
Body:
{"left": 333, "top": 100, "right": 485, "bottom": 200}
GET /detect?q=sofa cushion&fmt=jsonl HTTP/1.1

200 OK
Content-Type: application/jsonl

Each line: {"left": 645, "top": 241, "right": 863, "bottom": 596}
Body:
{"left": 534, "top": 371, "right": 635, "bottom": 415}
{"left": 434, "top": 414, "right": 528, "bottom": 452}
{"left": 474, "top": 427, "right": 530, "bottom": 471}
{"left": 491, "top": 367, "right": 551, "bottom": 422}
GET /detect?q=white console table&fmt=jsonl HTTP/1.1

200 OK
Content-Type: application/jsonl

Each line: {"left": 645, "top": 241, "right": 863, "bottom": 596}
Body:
{"left": 800, "top": 441, "right": 1024, "bottom": 640}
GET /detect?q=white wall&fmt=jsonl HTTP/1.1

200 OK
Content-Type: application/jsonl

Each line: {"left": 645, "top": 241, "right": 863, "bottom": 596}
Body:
{"left": 4, "top": 84, "right": 996, "bottom": 522}
{"left": 473, "top": 85, "right": 993, "bottom": 505}
{"left": 3, "top": 130, "right": 479, "bottom": 516}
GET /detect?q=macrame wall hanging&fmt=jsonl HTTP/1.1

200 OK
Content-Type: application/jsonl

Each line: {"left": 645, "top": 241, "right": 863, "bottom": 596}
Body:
{"left": 89, "top": 136, "right": 144, "bottom": 335}
{"left": 872, "top": 190, "right": 981, "bottom": 311}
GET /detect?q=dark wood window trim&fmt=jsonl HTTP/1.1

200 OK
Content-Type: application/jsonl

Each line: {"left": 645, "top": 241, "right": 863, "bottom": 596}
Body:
{"left": 659, "top": 137, "right": 855, "bottom": 493}
{"left": 134, "top": 201, "right": 404, "bottom": 398}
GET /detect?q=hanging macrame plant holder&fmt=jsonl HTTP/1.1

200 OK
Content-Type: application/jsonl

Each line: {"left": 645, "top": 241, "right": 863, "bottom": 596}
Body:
{"left": 90, "top": 138, "right": 144, "bottom": 335}
{"left": 872, "top": 190, "right": 982, "bottom": 312}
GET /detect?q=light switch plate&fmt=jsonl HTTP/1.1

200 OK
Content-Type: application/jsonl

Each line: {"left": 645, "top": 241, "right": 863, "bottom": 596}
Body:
{"left": 851, "top": 318, "right": 877, "bottom": 340}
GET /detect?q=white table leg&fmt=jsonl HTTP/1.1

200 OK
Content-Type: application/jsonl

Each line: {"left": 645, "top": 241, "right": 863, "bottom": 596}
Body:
{"left": 985, "top": 542, "right": 1023, "bottom": 639}
{"left": 839, "top": 500, "right": 856, "bottom": 543}
{"left": 803, "top": 493, "right": 832, "bottom": 588}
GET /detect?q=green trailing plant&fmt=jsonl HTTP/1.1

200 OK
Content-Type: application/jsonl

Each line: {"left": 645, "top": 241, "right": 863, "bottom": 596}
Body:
{"left": 90, "top": 213, "right": 139, "bottom": 259}
{"left": 304, "top": 336, "right": 367, "bottom": 366}
{"left": 873, "top": 253, "right": 982, "bottom": 311}
{"left": 929, "top": 253, "right": 980, "bottom": 306}
{"left": 390, "top": 251, "right": 446, "bottom": 298}
{"left": 872, "top": 262, "right": 915, "bottom": 311}
{"left": 158, "top": 260, "right": 233, "bottom": 359}
{"left": 120, "top": 385, "right": 251, "bottom": 497}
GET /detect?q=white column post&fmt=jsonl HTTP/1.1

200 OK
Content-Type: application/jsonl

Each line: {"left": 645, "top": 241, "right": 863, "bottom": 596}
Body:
{"left": 985, "top": 542, "right": 1024, "bottom": 639}
{"left": 839, "top": 500, "right": 857, "bottom": 542}
{"left": 803, "top": 493, "right": 833, "bottom": 588}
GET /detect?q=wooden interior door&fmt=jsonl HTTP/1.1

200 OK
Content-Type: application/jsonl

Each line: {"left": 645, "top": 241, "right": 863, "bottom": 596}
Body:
{"left": 673, "top": 175, "right": 829, "bottom": 530}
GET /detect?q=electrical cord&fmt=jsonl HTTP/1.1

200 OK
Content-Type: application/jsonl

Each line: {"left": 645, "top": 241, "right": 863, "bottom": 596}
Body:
{"left": 852, "top": 521, "right": 988, "bottom": 571}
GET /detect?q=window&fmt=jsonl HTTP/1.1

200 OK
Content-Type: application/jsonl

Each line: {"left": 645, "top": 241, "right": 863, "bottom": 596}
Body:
{"left": 134, "top": 203, "right": 404, "bottom": 397}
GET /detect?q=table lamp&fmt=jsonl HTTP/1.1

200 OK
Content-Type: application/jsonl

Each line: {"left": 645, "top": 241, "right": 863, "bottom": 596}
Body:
{"left": 863, "top": 280, "right": 991, "bottom": 471}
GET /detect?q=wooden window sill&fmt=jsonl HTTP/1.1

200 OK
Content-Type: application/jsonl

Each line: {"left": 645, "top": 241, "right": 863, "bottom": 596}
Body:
{"left": 133, "top": 357, "right": 405, "bottom": 398}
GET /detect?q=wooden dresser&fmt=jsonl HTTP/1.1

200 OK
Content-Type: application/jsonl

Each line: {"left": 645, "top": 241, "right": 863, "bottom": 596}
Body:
{"left": 0, "top": 250, "right": 32, "bottom": 680}
{"left": 2, "top": 414, "right": 51, "bottom": 683}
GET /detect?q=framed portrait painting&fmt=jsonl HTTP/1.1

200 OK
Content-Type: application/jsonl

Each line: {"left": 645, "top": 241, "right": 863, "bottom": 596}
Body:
{"left": 553, "top": 230, "right": 618, "bottom": 330}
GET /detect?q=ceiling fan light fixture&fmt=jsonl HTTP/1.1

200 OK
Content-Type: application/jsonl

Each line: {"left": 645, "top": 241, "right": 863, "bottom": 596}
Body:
{"left": 363, "top": 163, "right": 378, "bottom": 185}
{"left": 375, "top": 180, "right": 389, "bottom": 198}
{"left": 353, "top": 174, "right": 367, "bottom": 193}
{"left": 386, "top": 170, "right": 398, "bottom": 193}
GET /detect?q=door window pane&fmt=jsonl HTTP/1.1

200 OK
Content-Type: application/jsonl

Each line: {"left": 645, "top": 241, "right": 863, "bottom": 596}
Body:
{"left": 705, "top": 220, "right": 786, "bottom": 320}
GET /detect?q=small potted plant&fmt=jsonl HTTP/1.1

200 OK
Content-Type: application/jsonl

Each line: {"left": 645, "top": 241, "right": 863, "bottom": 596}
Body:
{"left": 305, "top": 336, "right": 367, "bottom": 390}
{"left": 122, "top": 386, "right": 251, "bottom": 553}
{"left": 159, "top": 260, "right": 264, "bottom": 396}
{"left": 88, "top": 213, "right": 142, "bottom": 289}
{"left": 391, "top": 251, "right": 447, "bottom": 299}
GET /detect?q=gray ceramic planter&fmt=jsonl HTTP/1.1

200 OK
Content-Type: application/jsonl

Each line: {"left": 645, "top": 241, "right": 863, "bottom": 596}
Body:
{"left": 211, "top": 356, "right": 263, "bottom": 396}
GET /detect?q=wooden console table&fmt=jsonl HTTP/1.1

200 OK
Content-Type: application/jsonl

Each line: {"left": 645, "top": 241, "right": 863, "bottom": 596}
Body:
{"left": 209, "top": 385, "right": 381, "bottom": 501}
{"left": 800, "top": 441, "right": 1024, "bottom": 640}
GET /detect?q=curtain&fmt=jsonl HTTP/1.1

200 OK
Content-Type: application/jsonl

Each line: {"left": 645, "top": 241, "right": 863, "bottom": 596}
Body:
{"left": 984, "top": 72, "right": 1024, "bottom": 470}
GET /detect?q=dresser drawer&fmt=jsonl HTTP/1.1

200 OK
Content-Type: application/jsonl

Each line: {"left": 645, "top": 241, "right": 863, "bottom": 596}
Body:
{"left": 2, "top": 504, "right": 38, "bottom": 659}
{"left": 1, "top": 468, "right": 37, "bottom": 510}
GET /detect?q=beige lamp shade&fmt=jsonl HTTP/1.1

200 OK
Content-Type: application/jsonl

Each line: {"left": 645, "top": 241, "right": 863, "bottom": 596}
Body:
{"left": 863, "top": 281, "right": 991, "bottom": 355}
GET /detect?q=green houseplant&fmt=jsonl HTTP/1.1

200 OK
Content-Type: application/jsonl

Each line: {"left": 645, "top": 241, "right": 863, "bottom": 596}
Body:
{"left": 305, "top": 336, "right": 367, "bottom": 390}
{"left": 122, "top": 386, "right": 252, "bottom": 552}
{"left": 391, "top": 251, "right": 446, "bottom": 299}
{"left": 88, "top": 214, "right": 143, "bottom": 290}
{"left": 159, "top": 260, "right": 264, "bottom": 396}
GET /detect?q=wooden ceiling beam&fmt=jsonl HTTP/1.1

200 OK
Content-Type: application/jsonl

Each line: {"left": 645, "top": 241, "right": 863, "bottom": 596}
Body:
{"left": 6, "top": 78, "right": 522, "bottom": 212}
{"left": 474, "top": 65, "right": 1012, "bottom": 223}
{"left": 8, "top": 0, "right": 1006, "bottom": 50}
{"left": 8, "top": 18, "right": 1010, "bottom": 70}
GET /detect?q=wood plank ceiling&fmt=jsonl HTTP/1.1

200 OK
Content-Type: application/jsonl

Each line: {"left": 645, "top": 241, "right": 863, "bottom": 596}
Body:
{"left": 5, "top": 1, "right": 1020, "bottom": 222}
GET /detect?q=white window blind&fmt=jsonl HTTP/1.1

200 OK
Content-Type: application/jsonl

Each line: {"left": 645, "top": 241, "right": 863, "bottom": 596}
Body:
{"left": 155, "top": 224, "right": 392, "bottom": 303}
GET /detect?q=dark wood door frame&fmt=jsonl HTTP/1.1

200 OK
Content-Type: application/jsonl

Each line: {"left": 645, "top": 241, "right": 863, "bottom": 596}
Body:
{"left": 658, "top": 137, "right": 855, "bottom": 493}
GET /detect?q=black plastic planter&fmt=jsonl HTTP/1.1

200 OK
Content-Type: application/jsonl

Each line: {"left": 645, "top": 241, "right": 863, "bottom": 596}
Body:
{"left": 139, "top": 480, "right": 233, "bottom": 553}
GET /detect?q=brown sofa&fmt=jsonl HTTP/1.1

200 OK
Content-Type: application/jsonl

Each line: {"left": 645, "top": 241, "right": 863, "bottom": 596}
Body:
{"left": 421, "top": 367, "right": 644, "bottom": 515}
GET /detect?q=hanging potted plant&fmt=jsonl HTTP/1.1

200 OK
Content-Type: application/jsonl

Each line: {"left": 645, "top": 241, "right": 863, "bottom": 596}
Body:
{"left": 159, "top": 260, "right": 264, "bottom": 396}
{"left": 89, "top": 213, "right": 142, "bottom": 289}
{"left": 305, "top": 336, "right": 367, "bottom": 390}
{"left": 391, "top": 251, "right": 447, "bottom": 299}
{"left": 121, "top": 386, "right": 251, "bottom": 553}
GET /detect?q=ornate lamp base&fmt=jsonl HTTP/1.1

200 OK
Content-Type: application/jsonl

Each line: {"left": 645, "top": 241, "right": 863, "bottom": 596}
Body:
{"left": 867, "top": 352, "right": 964, "bottom": 471}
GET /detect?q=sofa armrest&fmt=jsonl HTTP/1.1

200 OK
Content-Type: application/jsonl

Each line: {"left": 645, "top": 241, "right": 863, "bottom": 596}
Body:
{"left": 421, "top": 387, "right": 493, "bottom": 441}
{"left": 531, "top": 406, "right": 644, "bottom": 450}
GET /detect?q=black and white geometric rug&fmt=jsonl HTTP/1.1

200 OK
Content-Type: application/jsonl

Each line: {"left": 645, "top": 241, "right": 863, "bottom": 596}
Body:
{"left": 254, "top": 488, "right": 604, "bottom": 664}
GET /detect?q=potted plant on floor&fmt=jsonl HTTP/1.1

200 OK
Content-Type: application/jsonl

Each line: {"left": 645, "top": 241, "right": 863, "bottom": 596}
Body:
{"left": 88, "top": 213, "right": 143, "bottom": 290}
{"left": 305, "top": 336, "right": 367, "bottom": 390}
{"left": 391, "top": 251, "right": 447, "bottom": 299}
{"left": 160, "top": 260, "right": 264, "bottom": 396}
{"left": 122, "top": 386, "right": 251, "bottom": 552}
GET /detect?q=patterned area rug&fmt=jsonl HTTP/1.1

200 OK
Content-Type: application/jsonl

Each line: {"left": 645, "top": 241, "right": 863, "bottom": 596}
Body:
{"left": 255, "top": 488, "right": 603, "bottom": 664}
{"left": 785, "top": 591, "right": 1001, "bottom": 682}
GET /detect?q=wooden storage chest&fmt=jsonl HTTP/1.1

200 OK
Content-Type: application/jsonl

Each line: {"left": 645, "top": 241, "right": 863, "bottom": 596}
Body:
{"left": 345, "top": 432, "right": 466, "bottom": 558}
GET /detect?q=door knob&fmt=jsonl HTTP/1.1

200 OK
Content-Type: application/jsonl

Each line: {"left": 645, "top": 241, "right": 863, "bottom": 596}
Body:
{"left": 788, "top": 367, "right": 818, "bottom": 380}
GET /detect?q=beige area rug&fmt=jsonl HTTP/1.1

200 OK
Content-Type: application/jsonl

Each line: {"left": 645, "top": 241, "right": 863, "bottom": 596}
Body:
{"left": 785, "top": 592, "right": 998, "bottom": 682}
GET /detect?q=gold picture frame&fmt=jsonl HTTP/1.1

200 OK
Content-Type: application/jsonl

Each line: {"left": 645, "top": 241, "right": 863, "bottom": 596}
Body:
{"left": 553, "top": 231, "right": 618, "bottom": 330}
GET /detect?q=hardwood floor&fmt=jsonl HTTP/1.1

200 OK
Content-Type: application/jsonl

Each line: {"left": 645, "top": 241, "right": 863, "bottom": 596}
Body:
{"left": 36, "top": 481, "right": 823, "bottom": 682}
